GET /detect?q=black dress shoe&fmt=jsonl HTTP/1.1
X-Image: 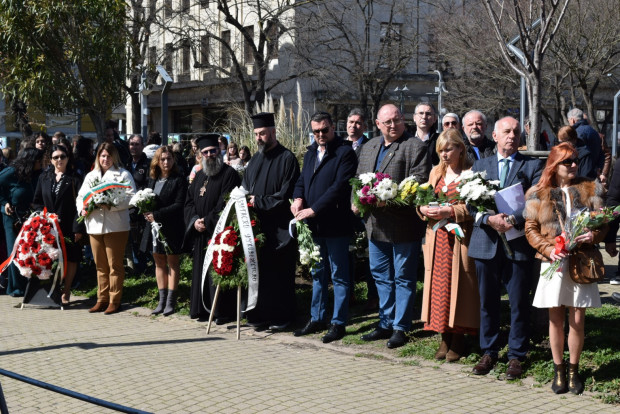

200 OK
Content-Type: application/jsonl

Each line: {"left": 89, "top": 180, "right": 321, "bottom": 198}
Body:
{"left": 215, "top": 317, "right": 234, "bottom": 325}
{"left": 472, "top": 354, "right": 498, "bottom": 375}
{"left": 322, "top": 324, "right": 346, "bottom": 343}
{"left": 294, "top": 320, "right": 327, "bottom": 337}
{"left": 360, "top": 327, "right": 392, "bottom": 341}
{"left": 505, "top": 359, "right": 523, "bottom": 380}
{"left": 386, "top": 329, "right": 408, "bottom": 349}
{"left": 268, "top": 321, "right": 292, "bottom": 331}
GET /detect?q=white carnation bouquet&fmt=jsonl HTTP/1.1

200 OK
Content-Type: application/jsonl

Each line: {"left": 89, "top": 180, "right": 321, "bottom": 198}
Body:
{"left": 77, "top": 178, "right": 132, "bottom": 223}
{"left": 130, "top": 188, "right": 172, "bottom": 254}
{"left": 350, "top": 172, "right": 398, "bottom": 217}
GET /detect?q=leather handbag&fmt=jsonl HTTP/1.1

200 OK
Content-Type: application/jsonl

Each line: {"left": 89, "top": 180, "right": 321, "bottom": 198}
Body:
{"left": 568, "top": 244, "right": 605, "bottom": 284}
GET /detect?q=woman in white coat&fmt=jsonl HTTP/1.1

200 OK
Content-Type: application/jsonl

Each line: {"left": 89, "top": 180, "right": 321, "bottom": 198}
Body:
{"left": 76, "top": 142, "right": 136, "bottom": 314}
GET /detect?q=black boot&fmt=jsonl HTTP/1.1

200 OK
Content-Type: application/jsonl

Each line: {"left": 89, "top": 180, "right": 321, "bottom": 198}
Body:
{"left": 551, "top": 361, "right": 568, "bottom": 394}
{"left": 163, "top": 289, "right": 177, "bottom": 316}
{"left": 568, "top": 362, "right": 584, "bottom": 394}
{"left": 151, "top": 289, "right": 167, "bottom": 315}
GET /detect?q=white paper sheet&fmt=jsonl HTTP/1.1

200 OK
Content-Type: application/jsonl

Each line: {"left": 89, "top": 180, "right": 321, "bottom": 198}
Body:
{"left": 494, "top": 183, "right": 525, "bottom": 241}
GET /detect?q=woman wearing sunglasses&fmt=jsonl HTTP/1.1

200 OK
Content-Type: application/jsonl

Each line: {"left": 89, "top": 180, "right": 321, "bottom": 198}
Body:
{"left": 33, "top": 144, "right": 85, "bottom": 305}
{"left": 524, "top": 142, "right": 605, "bottom": 395}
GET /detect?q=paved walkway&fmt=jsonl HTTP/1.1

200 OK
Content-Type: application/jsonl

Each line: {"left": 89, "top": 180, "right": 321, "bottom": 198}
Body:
{"left": 1, "top": 288, "right": 619, "bottom": 413}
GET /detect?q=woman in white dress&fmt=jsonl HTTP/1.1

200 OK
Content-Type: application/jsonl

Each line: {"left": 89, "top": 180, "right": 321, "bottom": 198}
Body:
{"left": 524, "top": 142, "right": 606, "bottom": 395}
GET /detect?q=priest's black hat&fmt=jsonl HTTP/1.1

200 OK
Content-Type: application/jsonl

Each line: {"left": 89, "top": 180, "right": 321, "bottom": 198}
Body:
{"left": 251, "top": 112, "right": 275, "bottom": 128}
{"left": 195, "top": 134, "right": 220, "bottom": 149}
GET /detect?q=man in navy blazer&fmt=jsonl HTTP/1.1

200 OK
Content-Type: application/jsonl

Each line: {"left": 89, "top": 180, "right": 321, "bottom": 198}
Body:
{"left": 291, "top": 112, "right": 358, "bottom": 343}
{"left": 468, "top": 116, "right": 543, "bottom": 380}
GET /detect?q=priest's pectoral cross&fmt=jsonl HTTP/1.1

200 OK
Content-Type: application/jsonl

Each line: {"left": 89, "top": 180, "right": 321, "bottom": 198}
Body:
{"left": 199, "top": 179, "right": 208, "bottom": 196}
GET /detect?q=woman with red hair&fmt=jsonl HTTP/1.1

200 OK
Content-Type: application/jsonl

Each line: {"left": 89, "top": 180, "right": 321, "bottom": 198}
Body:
{"left": 524, "top": 142, "right": 606, "bottom": 395}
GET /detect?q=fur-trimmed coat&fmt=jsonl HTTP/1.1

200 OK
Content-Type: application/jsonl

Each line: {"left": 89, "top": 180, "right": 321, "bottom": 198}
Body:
{"left": 524, "top": 178, "right": 607, "bottom": 261}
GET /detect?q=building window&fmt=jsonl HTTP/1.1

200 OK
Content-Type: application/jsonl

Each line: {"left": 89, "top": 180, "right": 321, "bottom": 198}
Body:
{"left": 181, "top": 39, "right": 191, "bottom": 74}
{"left": 201, "top": 35, "right": 210, "bottom": 66}
{"left": 221, "top": 30, "right": 231, "bottom": 67}
{"left": 199, "top": 0, "right": 209, "bottom": 7}
{"left": 244, "top": 25, "right": 254, "bottom": 65}
{"left": 173, "top": 109, "right": 193, "bottom": 133}
{"left": 149, "top": 0, "right": 156, "bottom": 18}
{"left": 181, "top": 0, "right": 190, "bottom": 12}
{"left": 164, "top": 0, "right": 172, "bottom": 18}
{"left": 164, "top": 43, "right": 173, "bottom": 74}
{"left": 266, "top": 21, "right": 278, "bottom": 59}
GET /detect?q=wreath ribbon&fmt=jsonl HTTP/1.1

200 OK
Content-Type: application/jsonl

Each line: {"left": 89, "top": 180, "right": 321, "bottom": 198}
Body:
{"left": 432, "top": 218, "right": 465, "bottom": 240}
{"left": 201, "top": 186, "right": 259, "bottom": 313}
{"left": 82, "top": 181, "right": 132, "bottom": 208}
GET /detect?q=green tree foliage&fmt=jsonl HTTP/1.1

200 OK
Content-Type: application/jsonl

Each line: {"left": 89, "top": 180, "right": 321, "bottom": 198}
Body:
{"left": 0, "top": 0, "right": 128, "bottom": 141}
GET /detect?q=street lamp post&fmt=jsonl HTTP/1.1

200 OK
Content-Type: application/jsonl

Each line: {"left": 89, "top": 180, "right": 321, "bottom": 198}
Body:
{"left": 433, "top": 70, "right": 448, "bottom": 132}
{"left": 394, "top": 85, "right": 409, "bottom": 114}
{"left": 156, "top": 65, "right": 173, "bottom": 145}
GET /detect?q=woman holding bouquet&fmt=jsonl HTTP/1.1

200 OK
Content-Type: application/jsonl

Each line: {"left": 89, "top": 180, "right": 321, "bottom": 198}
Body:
{"left": 418, "top": 129, "right": 479, "bottom": 362}
{"left": 142, "top": 146, "right": 187, "bottom": 316}
{"left": 524, "top": 142, "right": 605, "bottom": 394}
{"left": 77, "top": 143, "right": 136, "bottom": 315}
{"left": 33, "top": 144, "right": 84, "bottom": 305}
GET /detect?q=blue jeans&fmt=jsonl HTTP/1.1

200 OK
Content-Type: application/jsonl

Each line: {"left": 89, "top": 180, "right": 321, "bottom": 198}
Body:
{"left": 310, "top": 236, "right": 351, "bottom": 325}
{"left": 368, "top": 239, "right": 421, "bottom": 331}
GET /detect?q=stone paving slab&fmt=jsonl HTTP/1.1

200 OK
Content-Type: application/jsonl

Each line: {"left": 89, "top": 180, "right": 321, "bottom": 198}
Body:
{"left": 0, "top": 293, "right": 618, "bottom": 413}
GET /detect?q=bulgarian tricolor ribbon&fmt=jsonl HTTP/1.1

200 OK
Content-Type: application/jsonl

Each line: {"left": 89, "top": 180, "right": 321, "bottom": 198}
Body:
{"left": 81, "top": 181, "right": 132, "bottom": 208}
{"left": 432, "top": 218, "right": 465, "bottom": 240}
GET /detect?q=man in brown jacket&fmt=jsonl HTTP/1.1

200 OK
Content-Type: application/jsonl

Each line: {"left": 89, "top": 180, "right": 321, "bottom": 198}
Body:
{"left": 353, "top": 103, "right": 430, "bottom": 348}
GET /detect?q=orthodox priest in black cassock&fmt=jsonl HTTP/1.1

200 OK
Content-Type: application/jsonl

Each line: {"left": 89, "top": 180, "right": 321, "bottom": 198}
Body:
{"left": 183, "top": 134, "right": 241, "bottom": 320}
{"left": 242, "top": 113, "right": 300, "bottom": 329}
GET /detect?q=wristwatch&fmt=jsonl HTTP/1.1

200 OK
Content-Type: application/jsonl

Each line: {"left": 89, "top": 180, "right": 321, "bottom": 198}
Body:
{"left": 505, "top": 215, "right": 516, "bottom": 225}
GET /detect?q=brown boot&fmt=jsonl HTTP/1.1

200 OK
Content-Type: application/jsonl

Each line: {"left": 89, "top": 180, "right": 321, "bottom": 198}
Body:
{"left": 88, "top": 302, "right": 109, "bottom": 313}
{"left": 435, "top": 333, "right": 452, "bottom": 360}
{"left": 446, "top": 333, "right": 465, "bottom": 362}
{"left": 103, "top": 303, "right": 121, "bottom": 315}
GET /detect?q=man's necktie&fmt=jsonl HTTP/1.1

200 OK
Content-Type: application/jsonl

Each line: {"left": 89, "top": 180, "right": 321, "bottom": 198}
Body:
{"left": 499, "top": 158, "right": 511, "bottom": 188}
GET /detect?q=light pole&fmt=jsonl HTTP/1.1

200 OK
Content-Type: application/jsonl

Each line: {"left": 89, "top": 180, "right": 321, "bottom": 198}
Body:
{"left": 156, "top": 65, "right": 173, "bottom": 145}
{"left": 394, "top": 85, "right": 409, "bottom": 114}
{"left": 432, "top": 70, "right": 448, "bottom": 132}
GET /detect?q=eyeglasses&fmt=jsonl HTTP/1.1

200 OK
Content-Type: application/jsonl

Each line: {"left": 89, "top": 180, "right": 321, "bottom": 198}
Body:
{"left": 559, "top": 158, "right": 579, "bottom": 166}
{"left": 52, "top": 155, "right": 67, "bottom": 161}
{"left": 201, "top": 148, "right": 218, "bottom": 156}
{"left": 378, "top": 118, "right": 403, "bottom": 127}
{"left": 443, "top": 121, "right": 458, "bottom": 126}
{"left": 312, "top": 127, "right": 331, "bottom": 135}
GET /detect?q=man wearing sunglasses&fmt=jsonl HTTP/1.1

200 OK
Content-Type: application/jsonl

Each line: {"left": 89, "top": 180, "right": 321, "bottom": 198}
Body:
{"left": 242, "top": 112, "right": 300, "bottom": 331}
{"left": 441, "top": 113, "right": 461, "bottom": 131}
{"left": 291, "top": 112, "right": 358, "bottom": 343}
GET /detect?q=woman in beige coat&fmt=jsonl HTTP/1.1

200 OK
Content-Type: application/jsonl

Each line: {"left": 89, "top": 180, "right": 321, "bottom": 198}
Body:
{"left": 418, "top": 129, "right": 479, "bottom": 361}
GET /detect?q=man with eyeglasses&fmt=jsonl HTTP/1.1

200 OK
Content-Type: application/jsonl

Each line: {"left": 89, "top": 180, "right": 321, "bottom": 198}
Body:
{"left": 413, "top": 102, "right": 440, "bottom": 166}
{"left": 468, "top": 116, "right": 543, "bottom": 380}
{"left": 242, "top": 112, "right": 300, "bottom": 331}
{"left": 354, "top": 103, "right": 430, "bottom": 349}
{"left": 462, "top": 110, "right": 496, "bottom": 164}
{"left": 291, "top": 112, "right": 358, "bottom": 343}
{"left": 184, "top": 134, "right": 241, "bottom": 321}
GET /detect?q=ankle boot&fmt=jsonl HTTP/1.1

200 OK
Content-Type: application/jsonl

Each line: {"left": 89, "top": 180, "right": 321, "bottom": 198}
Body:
{"left": 568, "top": 363, "right": 584, "bottom": 394}
{"left": 151, "top": 289, "right": 167, "bottom": 315}
{"left": 446, "top": 333, "right": 465, "bottom": 362}
{"left": 163, "top": 289, "right": 177, "bottom": 316}
{"left": 551, "top": 361, "right": 568, "bottom": 394}
{"left": 435, "top": 333, "right": 452, "bottom": 360}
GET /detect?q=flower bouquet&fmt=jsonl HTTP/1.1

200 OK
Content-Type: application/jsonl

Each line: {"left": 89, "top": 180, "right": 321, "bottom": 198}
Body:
{"left": 455, "top": 170, "right": 512, "bottom": 255}
{"left": 129, "top": 188, "right": 172, "bottom": 254}
{"left": 77, "top": 178, "right": 132, "bottom": 223}
{"left": 542, "top": 206, "right": 620, "bottom": 280}
{"left": 350, "top": 172, "right": 398, "bottom": 216}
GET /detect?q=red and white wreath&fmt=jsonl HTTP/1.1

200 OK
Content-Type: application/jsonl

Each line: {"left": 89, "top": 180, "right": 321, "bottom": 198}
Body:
{"left": 211, "top": 226, "right": 239, "bottom": 276}
{"left": 9, "top": 211, "right": 65, "bottom": 279}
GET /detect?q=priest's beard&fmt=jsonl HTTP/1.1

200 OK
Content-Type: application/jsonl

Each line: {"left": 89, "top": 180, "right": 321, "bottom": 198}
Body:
{"left": 202, "top": 155, "right": 224, "bottom": 176}
{"left": 257, "top": 140, "right": 266, "bottom": 153}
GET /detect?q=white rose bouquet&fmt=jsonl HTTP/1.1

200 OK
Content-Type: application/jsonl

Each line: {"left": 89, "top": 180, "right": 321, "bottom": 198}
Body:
{"left": 77, "top": 178, "right": 132, "bottom": 223}
{"left": 130, "top": 188, "right": 172, "bottom": 254}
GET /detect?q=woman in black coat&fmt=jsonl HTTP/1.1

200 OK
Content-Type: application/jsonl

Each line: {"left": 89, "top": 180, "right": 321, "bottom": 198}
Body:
{"left": 33, "top": 145, "right": 84, "bottom": 304}
{"left": 142, "top": 146, "right": 187, "bottom": 316}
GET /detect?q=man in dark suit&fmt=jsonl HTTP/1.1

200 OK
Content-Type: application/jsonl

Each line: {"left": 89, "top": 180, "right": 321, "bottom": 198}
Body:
{"left": 468, "top": 116, "right": 543, "bottom": 380}
{"left": 354, "top": 103, "right": 430, "bottom": 349}
{"left": 345, "top": 108, "right": 368, "bottom": 157}
{"left": 463, "top": 110, "right": 496, "bottom": 164}
{"left": 291, "top": 112, "right": 358, "bottom": 343}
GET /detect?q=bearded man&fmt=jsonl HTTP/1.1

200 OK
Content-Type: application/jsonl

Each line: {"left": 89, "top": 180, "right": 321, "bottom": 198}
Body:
{"left": 184, "top": 134, "right": 241, "bottom": 321}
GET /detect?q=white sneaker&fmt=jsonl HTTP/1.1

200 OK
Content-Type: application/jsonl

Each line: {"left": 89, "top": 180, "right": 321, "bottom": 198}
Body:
{"left": 610, "top": 277, "right": 620, "bottom": 285}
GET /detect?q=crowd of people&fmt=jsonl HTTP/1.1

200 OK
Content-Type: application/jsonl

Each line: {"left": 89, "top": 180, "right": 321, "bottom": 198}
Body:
{"left": 0, "top": 104, "right": 616, "bottom": 396}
